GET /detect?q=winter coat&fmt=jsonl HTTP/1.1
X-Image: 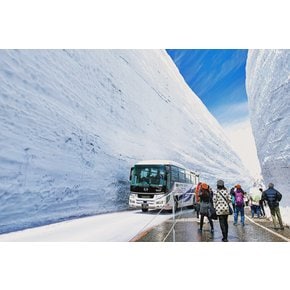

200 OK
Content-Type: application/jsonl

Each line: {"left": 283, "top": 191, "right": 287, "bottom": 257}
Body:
{"left": 230, "top": 187, "right": 235, "bottom": 203}
{"left": 213, "top": 189, "right": 231, "bottom": 215}
{"left": 262, "top": 188, "right": 281, "bottom": 209}
{"left": 199, "top": 188, "right": 212, "bottom": 215}
{"left": 249, "top": 187, "right": 261, "bottom": 206}
{"left": 199, "top": 188, "right": 212, "bottom": 203}
{"left": 194, "top": 183, "right": 202, "bottom": 203}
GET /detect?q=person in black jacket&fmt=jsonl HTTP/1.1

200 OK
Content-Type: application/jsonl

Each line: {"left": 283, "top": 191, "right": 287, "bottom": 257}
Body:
{"left": 262, "top": 183, "right": 284, "bottom": 230}
{"left": 259, "top": 188, "right": 266, "bottom": 217}
{"left": 230, "top": 186, "right": 236, "bottom": 213}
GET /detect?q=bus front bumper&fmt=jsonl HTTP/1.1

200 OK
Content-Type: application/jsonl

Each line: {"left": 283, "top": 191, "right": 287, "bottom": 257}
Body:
{"left": 129, "top": 194, "right": 169, "bottom": 210}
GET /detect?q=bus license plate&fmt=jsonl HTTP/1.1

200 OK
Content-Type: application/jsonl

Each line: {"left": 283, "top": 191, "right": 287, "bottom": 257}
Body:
{"left": 142, "top": 202, "right": 149, "bottom": 210}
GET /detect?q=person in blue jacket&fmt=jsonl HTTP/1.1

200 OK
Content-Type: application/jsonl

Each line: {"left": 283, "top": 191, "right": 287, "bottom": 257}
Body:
{"left": 262, "top": 183, "right": 284, "bottom": 230}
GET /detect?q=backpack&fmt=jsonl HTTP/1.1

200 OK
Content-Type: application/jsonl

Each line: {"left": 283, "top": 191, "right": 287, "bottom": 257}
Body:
{"left": 200, "top": 188, "right": 209, "bottom": 196}
{"left": 235, "top": 190, "right": 244, "bottom": 206}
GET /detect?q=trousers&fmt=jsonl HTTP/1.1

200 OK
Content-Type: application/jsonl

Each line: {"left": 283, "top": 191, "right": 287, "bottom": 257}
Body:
{"left": 218, "top": 215, "right": 229, "bottom": 239}
{"left": 270, "top": 206, "right": 284, "bottom": 229}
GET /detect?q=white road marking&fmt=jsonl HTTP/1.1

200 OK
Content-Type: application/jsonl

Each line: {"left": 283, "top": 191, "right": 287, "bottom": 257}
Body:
{"left": 245, "top": 215, "right": 290, "bottom": 242}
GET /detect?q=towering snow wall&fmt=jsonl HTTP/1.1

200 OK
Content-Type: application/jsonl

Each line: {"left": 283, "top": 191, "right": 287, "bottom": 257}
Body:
{"left": 0, "top": 50, "right": 251, "bottom": 233}
{"left": 246, "top": 49, "right": 290, "bottom": 205}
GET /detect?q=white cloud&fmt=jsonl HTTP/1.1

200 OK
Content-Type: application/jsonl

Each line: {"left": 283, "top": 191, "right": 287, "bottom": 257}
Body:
{"left": 223, "top": 119, "right": 262, "bottom": 179}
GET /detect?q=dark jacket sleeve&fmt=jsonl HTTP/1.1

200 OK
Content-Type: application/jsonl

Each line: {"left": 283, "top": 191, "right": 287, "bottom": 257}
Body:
{"left": 276, "top": 190, "right": 282, "bottom": 201}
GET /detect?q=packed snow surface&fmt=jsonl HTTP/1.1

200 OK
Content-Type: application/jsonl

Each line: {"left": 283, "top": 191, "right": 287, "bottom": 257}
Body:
{"left": 1, "top": 206, "right": 290, "bottom": 242}
{"left": 0, "top": 50, "right": 252, "bottom": 234}
{"left": 246, "top": 50, "right": 290, "bottom": 204}
{"left": 0, "top": 210, "right": 172, "bottom": 242}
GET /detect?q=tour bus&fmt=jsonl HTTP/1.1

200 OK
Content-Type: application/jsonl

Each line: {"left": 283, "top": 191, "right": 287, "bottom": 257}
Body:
{"left": 129, "top": 160, "right": 199, "bottom": 212}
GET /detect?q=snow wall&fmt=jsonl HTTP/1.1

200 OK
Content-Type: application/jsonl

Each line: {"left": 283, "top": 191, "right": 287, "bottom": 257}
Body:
{"left": 246, "top": 49, "right": 290, "bottom": 205}
{"left": 0, "top": 50, "right": 252, "bottom": 233}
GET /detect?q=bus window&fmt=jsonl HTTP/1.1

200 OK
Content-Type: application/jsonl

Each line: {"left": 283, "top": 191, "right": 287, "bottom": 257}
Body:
{"left": 131, "top": 165, "right": 166, "bottom": 186}
{"left": 186, "top": 171, "right": 191, "bottom": 183}
{"left": 149, "top": 168, "right": 165, "bottom": 186}
{"left": 178, "top": 168, "right": 186, "bottom": 183}
{"left": 190, "top": 173, "right": 195, "bottom": 184}
{"left": 171, "top": 166, "right": 179, "bottom": 184}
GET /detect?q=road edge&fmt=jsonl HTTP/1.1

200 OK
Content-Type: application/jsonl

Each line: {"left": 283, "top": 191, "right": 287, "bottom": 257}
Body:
{"left": 245, "top": 215, "right": 290, "bottom": 242}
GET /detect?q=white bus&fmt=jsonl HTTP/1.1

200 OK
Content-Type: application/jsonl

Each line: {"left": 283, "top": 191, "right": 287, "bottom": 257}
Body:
{"left": 129, "top": 160, "right": 199, "bottom": 212}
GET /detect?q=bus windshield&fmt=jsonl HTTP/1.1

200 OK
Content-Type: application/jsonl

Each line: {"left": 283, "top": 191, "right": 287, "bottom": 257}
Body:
{"left": 131, "top": 165, "right": 166, "bottom": 187}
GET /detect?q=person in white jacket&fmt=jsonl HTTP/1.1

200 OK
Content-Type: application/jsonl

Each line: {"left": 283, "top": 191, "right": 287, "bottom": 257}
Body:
{"left": 249, "top": 187, "right": 262, "bottom": 218}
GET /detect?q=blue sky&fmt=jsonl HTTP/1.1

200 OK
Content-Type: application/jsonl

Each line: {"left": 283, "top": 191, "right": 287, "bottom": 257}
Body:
{"left": 166, "top": 49, "right": 261, "bottom": 177}
{"left": 166, "top": 49, "right": 249, "bottom": 127}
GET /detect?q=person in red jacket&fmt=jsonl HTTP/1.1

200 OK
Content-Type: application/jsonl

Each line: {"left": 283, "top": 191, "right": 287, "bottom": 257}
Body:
{"left": 194, "top": 182, "right": 202, "bottom": 218}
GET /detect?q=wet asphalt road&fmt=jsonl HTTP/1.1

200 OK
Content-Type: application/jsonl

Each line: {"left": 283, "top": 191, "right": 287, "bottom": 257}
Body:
{"left": 136, "top": 210, "right": 286, "bottom": 242}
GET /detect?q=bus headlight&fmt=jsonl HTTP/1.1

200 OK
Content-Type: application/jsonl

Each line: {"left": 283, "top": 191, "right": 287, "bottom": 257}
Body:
{"left": 129, "top": 194, "right": 137, "bottom": 202}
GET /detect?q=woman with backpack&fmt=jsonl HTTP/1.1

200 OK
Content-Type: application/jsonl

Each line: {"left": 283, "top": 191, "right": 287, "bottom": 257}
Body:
{"left": 213, "top": 180, "right": 232, "bottom": 242}
{"left": 198, "top": 183, "right": 214, "bottom": 233}
{"left": 233, "top": 184, "right": 245, "bottom": 226}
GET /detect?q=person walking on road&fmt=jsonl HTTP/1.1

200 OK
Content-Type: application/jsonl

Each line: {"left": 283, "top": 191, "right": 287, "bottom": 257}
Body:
{"left": 249, "top": 187, "right": 262, "bottom": 218}
{"left": 194, "top": 182, "right": 202, "bottom": 218}
{"left": 262, "top": 183, "right": 284, "bottom": 230}
{"left": 259, "top": 188, "right": 266, "bottom": 217}
{"left": 244, "top": 192, "right": 250, "bottom": 207}
{"left": 233, "top": 184, "right": 245, "bottom": 226}
{"left": 230, "top": 186, "right": 236, "bottom": 213}
{"left": 198, "top": 183, "right": 214, "bottom": 233}
{"left": 213, "top": 180, "right": 232, "bottom": 242}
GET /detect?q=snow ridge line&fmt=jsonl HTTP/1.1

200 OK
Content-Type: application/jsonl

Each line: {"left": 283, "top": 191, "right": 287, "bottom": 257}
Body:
{"left": 245, "top": 216, "right": 290, "bottom": 242}
{"left": 129, "top": 226, "right": 155, "bottom": 242}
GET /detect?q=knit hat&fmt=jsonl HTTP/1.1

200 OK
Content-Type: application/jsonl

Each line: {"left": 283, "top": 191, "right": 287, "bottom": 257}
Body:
{"left": 268, "top": 183, "right": 274, "bottom": 188}
{"left": 217, "top": 180, "right": 224, "bottom": 187}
